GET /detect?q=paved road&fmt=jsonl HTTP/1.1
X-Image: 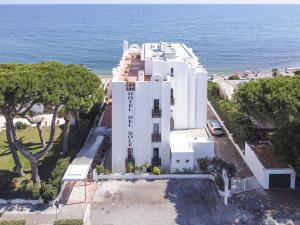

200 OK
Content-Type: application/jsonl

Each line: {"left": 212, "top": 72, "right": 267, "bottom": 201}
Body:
{"left": 207, "top": 104, "right": 252, "bottom": 178}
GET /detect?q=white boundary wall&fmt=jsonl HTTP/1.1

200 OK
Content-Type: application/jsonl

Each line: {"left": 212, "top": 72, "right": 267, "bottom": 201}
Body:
{"left": 245, "top": 143, "right": 296, "bottom": 189}
{"left": 0, "top": 198, "right": 43, "bottom": 205}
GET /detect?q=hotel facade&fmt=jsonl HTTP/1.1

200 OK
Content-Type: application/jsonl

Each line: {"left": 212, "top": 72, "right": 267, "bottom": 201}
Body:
{"left": 112, "top": 41, "right": 214, "bottom": 173}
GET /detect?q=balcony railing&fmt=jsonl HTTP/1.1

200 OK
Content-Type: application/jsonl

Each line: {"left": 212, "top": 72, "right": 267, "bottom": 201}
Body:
{"left": 151, "top": 157, "right": 161, "bottom": 166}
{"left": 125, "top": 157, "right": 135, "bottom": 166}
{"left": 151, "top": 133, "right": 161, "bottom": 142}
{"left": 152, "top": 109, "right": 161, "bottom": 118}
{"left": 171, "top": 97, "right": 174, "bottom": 105}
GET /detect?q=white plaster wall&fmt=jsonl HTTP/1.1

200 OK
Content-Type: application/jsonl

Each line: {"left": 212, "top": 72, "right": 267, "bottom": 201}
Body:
{"left": 174, "top": 62, "right": 188, "bottom": 129}
{"left": 135, "top": 82, "right": 152, "bottom": 167}
{"left": 152, "top": 60, "right": 168, "bottom": 76}
{"left": 195, "top": 70, "right": 208, "bottom": 128}
{"left": 244, "top": 143, "right": 267, "bottom": 188}
{"left": 188, "top": 66, "right": 196, "bottom": 128}
{"left": 192, "top": 139, "right": 215, "bottom": 167}
{"left": 112, "top": 82, "right": 126, "bottom": 173}
{"left": 144, "top": 59, "right": 153, "bottom": 75}
{"left": 0, "top": 114, "right": 65, "bottom": 130}
{"left": 171, "top": 151, "right": 194, "bottom": 173}
{"left": 161, "top": 81, "right": 171, "bottom": 170}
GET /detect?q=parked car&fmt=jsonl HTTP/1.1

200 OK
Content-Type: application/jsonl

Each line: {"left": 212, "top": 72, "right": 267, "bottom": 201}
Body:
{"left": 207, "top": 120, "right": 224, "bottom": 136}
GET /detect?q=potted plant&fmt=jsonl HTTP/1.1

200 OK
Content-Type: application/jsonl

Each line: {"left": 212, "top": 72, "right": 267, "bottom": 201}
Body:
{"left": 152, "top": 167, "right": 160, "bottom": 175}
{"left": 142, "top": 161, "right": 149, "bottom": 173}
{"left": 96, "top": 165, "right": 106, "bottom": 175}
{"left": 127, "top": 162, "right": 135, "bottom": 173}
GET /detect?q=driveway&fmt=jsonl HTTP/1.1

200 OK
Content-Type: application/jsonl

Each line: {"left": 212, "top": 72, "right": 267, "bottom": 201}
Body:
{"left": 207, "top": 104, "right": 252, "bottom": 178}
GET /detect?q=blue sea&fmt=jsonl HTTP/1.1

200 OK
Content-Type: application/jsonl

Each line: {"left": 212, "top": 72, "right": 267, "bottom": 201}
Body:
{"left": 0, "top": 4, "right": 300, "bottom": 75}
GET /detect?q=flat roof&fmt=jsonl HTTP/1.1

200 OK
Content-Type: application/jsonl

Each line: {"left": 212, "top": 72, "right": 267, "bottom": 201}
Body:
{"left": 170, "top": 128, "right": 212, "bottom": 153}
{"left": 62, "top": 130, "right": 105, "bottom": 182}
{"left": 250, "top": 142, "right": 289, "bottom": 169}
{"left": 170, "top": 133, "right": 193, "bottom": 153}
{"left": 143, "top": 42, "right": 197, "bottom": 60}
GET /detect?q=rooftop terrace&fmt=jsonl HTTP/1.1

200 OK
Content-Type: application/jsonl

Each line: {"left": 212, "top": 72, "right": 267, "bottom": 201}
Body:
{"left": 116, "top": 52, "right": 152, "bottom": 82}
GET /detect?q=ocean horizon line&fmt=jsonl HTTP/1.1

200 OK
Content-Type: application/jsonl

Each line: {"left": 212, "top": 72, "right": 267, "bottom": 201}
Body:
{"left": 1, "top": 3, "right": 300, "bottom": 5}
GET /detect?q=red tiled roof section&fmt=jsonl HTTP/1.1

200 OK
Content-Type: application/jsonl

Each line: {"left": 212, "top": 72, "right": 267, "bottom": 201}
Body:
{"left": 250, "top": 142, "right": 289, "bottom": 169}
{"left": 99, "top": 104, "right": 112, "bottom": 129}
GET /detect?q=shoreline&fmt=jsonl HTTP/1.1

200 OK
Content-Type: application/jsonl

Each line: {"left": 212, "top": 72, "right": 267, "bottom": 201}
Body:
{"left": 95, "top": 66, "right": 300, "bottom": 78}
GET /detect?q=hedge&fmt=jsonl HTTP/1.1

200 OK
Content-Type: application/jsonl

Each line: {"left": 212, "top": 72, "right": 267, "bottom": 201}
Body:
{"left": 53, "top": 219, "right": 83, "bottom": 225}
{"left": 0, "top": 221, "right": 26, "bottom": 225}
{"left": 40, "top": 157, "right": 70, "bottom": 203}
{"left": 208, "top": 81, "right": 255, "bottom": 148}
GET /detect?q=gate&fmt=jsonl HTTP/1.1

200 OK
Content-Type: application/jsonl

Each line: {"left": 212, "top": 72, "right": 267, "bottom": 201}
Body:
{"left": 230, "top": 176, "right": 261, "bottom": 194}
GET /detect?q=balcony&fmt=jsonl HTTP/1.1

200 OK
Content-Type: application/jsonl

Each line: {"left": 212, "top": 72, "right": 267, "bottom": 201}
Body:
{"left": 151, "top": 157, "right": 161, "bottom": 166}
{"left": 125, "top": 157, "right": 135, "bottom": 166}
{"left": 151, "top": 133, "right": 161, "bottom": 142}
{"left": 152, "top": 109, "right": 161, "bottom": 118}
{"left": 171, "top": 97, "right": 174, "bottom": 105}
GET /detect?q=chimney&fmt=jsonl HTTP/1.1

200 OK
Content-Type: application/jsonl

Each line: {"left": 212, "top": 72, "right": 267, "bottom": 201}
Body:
{"left": 123, "top": 40, "right": 129, "bottom": 54}
{"left": 138, "top": 70, "right": 145, "bottom": 81}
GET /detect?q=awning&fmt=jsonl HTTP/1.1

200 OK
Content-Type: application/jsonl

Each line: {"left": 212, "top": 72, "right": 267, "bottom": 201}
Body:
{"left": 62, "top": 164, "right": 90, "bottom": 182}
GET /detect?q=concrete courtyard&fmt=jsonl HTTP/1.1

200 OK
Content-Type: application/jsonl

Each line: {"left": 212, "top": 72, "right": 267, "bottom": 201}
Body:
{"left": 90, "top": 179, "right": 300, "bottom": 225}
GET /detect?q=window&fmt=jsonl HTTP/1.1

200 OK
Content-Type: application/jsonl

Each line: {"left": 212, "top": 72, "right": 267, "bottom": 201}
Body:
{"left": 128, "top": 148, "right": 133, "bottom": 159}
{"left": 176, "top": 159, "right": 180, "bottom": 163}
{"left": 153, "top": 148, "right": 159, "bottom": 159}
{"left": 170, "top": 68, "right": 174, "bottom": 77}
{"left": 185, "top": 160, "right": 189, "bottom": 163}
{"left": 170, "top": 88, "right": 174, "bottom": 105}
{"left": 126, "top": 82, "right": 135, "bottom": 91}
{"left": 154, "top": 99, "right": 160, "bottom": 110}
{"left": 153, "top": 123, "right": 159, "bottom": 134}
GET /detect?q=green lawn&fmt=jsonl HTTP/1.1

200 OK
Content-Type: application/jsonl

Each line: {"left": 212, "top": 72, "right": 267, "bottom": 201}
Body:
{"left": 0, "top": 120, "right": 90, "bottom": 194}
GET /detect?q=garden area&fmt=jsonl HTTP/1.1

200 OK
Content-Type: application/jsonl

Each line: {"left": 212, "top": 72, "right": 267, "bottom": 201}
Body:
{"left": 0, "top": 62, "right": 104, "bottom": 201}
{"left": 0, "top": 120, "right": 91, "bottom": 200}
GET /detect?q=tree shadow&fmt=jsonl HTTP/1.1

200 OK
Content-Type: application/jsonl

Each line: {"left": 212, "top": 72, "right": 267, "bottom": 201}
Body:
{"left": 164, "top": 179, "right": 225, "bottom": 225}
{"left": 39, "top": 121, "right": 91, "bottom": 181}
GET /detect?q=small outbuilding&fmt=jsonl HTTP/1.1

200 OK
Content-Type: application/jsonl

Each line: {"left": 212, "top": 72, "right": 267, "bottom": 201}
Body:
{"left": 244, "top": 141, "right": 296, "bottom": 189}
{"left": 170, "top": 129, "right": 214, "bottom": 173}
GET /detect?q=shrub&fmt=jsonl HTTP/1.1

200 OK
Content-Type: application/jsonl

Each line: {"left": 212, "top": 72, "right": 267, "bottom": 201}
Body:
{"left": 197, "top": 157, "right": 237, "bottom": 178}
{"left": 211, "top": 157, "right": 225, "bottom": 174}
{"left": 53, "top": 219, "right": 83, "bottom": 225}
{"left": 228, "top": 75, "right": 240, "bottom": 80}
{"left": 51, "top": 157, "right": 70, "bottom": 189}
{"left": 215, "top": 174, "right": 225, "bottom": 191}
{"left": 198, "top": 157, "right": 212, "bottom": 173}
{"left": 29, "top": 183, "right": 40, "bottom": 199}
{"left": 0, "top": 220, "right": 26, "bottom": 225}
{"left": 40, "top": 183, "right": 57, "bottom": 203}
{"left": 224, "top": 162, "right": 237, "bottom": 178}
{"left": 19, "top": 179, "right": 31, "bottom": 192}
{"left": 294, "top": 70, "right": 300, "bottom": 76}
{"left": 96, "top": 165, "right": 106, "bottom": 174}
{"left": 14, "top": 121, "right": 28, "bottom": 130}
{"left": 152, "top": 167, "right": 160, "bottom": 175}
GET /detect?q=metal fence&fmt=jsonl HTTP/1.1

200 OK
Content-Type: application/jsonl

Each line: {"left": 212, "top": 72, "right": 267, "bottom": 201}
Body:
{"left": 231, "top": 176, "right": 261, "bottom": 194}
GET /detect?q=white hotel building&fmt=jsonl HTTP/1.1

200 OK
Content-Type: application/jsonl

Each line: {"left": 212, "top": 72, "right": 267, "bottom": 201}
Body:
{"left": 112, "top": 41, "right": 214, "bottom": 173}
